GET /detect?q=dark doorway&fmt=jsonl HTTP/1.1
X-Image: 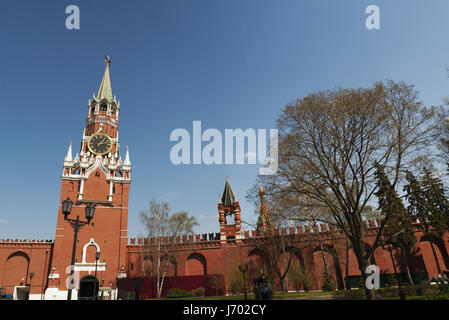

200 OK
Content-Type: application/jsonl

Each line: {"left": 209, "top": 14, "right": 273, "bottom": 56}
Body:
{"left": 15, "top": 286, "right": 30, "bottom": 300}
{"left": 78, "top": 275, "right": 99, "bottom": 300}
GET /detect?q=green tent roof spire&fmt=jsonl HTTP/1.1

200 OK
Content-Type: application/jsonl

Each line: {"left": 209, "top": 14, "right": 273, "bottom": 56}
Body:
{"left": 97, "top": 56, "right": 113, "bottom": 101}
{"left": 221, "top": 177, "right": 236, "bottom": 207}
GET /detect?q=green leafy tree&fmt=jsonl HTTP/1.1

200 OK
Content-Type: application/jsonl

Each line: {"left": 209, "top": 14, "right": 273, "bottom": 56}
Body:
{"left": 287, "top": 263, "right": 303, "bottom": 293}
{"left": 226, "top": 263, "right": 249, "bottom": 295}
{"left": 421, "top": 168, "right": 449, "bottom": 234}
{"left": 248, "top": 201, "right": 299, "bottom": 294}
{"left": 208, "top": 274, "right": 224, "bottom": 296}
{"left": 301, "top": 268, "right": 312, "bottom": 292}
{"left": 321, "top": 265, "right": 336, "bottom": 291}
{"left": 247, "top": 81, "right": 446, "bottom": 299}
{"left": 374, "top": 164, "right": 416, "bottom": 285}
{"left": 139, "top": 199, "right": 198, "bottom": 298}
{"left": 405, "top": 168, "right": 449, "bottom": 275}
{"left": 287, "top": 261, "right": 312, "bottom": 292}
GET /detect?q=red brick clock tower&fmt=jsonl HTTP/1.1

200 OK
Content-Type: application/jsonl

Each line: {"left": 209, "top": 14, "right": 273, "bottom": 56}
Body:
{"left": 45, "top": 57, "right": 131, "bottom": 300}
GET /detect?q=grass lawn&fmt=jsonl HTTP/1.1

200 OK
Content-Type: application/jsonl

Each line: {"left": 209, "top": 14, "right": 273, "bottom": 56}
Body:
{"left": 158, "top": 286, "right": 441, "bottom": 300}
{"left": 381, "top": 296, "right": 425, "bottom": 300}
{"left": 163, "top": 291, "right": 335, "bottom": 300}
{"left": 273, "top": 291, "right": 335, "bottom": 298}
{"left": 167, "top": 294, "right": 256, "bottom": 300}
{"left": 155, "top": 291, "right": 439, "bottom": 300}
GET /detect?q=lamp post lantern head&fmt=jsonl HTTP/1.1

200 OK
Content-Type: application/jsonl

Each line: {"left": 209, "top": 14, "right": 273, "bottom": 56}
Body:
{"left": 85, "top": 204, "right": 96, "bottom": 222}
{"left": 62, "top": 198, "right": 73, "bottom": 219}
{"left": 96, "top": 251, "right": 101, "bottom": 261}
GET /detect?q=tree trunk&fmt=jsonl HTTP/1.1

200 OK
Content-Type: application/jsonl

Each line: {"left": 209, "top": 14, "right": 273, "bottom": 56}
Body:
{"left": 429, "top": 238, "right": 442, "bottom": 276}
{"left": 345, "top": 240, "right": 350, "bottom": 289}
{"left": 157, "top": 248, "right": 162, "bottom": 298}
{"left": 280, "top": 277, "right": 286, "bottom": 293}
{"left": 354, "top": 245, "right": 375, "bottom": 300}
{"left": 319, "top": 241, "right": 330, "bottom": 278}
{"left": 320, "top": 247, "right": 329, "bottom": 270}
{"left": 359, "top": 261, "right": 375, "bottom": 300}
{"left": 400, "top": 245, "right": 414, "bottom": 285}
{"left": 158, "top": 274, "right": 166, "bottom": 299}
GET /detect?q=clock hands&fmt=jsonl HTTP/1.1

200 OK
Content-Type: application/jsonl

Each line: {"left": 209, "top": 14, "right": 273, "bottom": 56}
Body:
{"left": 98, "top": 137, "right": 108, "bottom": 146}
{"left": 89, "top": 134, "right": 111, "bottom": 155}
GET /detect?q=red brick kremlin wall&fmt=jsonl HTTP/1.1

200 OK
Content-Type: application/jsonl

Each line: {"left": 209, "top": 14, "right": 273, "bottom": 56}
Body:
{"left": 125, "top": 221, "right": 449, "bottom": 294}
{"left": 1, "top": 221, "right": 449, "bottom": 298}
{"left": 0, "top": 240, "right": 53, "bottom": 298}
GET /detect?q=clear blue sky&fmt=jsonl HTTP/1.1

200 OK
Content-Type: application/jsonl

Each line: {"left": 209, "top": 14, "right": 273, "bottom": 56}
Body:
{"left": 1, "top": 0, "right": 449, "bottom": 239}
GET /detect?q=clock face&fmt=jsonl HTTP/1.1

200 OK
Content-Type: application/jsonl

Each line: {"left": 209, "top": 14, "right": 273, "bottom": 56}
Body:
{"left": 88, "top": 133, "right": 113, "bottom": 155}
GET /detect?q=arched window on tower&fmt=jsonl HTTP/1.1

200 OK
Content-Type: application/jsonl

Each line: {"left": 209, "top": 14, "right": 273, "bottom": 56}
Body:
{"left": 226, "top": 212, "right": 235, "bottom": 225}
{"left": 100, "top": 103, "right": 107, "bottom": 112}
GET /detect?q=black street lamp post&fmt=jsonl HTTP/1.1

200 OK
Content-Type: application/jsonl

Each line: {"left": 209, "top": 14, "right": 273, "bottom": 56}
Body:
{"left": 61, "top": 198, "right": 96, "bottom": 300}
{"left": 239, "top": 265, "right": 248, "bottom": 300}
{"left": 28, "top": 272, "right": 34, "bottom": 300}
{"left": 94, "top": 251, "right": 100, "bottom": 300}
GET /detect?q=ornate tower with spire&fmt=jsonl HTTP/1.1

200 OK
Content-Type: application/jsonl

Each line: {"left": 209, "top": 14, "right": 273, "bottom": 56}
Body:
{"left": 47, "top": 57, "right": 131, "bottom": 299}
{"left": 218, "top": 177, "right": 242, "bottom": 245}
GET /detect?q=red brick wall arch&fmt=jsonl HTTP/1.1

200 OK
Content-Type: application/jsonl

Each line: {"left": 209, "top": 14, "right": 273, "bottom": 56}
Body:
{"left": 1, "top": 251, "right": 30, "bottom": 292}
{"left": 186, "top": 252, "right": 207, "bottom": 276}
{"left": 311, "top": 243, "right": 345, "bottom": 289}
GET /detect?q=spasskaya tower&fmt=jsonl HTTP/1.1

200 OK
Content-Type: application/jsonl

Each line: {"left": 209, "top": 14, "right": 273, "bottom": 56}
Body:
{"left": 45, "top": 57, "right": 131, "bottom": 300}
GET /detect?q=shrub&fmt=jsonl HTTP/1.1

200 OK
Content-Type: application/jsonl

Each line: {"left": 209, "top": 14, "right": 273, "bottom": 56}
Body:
{"left": 287, "top": 263, "right": 312, "bottom": 293}
{"left": 198, "top": 287, "right": 206, "bottom": 296}
{"left": 332, "top": 284, "right": 432, "bottom": 300}
{"left": 208, "top": 275, "right": 224, "bottom": 296}
{"left": 402, "top": 284, "right": 431, "bottom": 296}
{"left": 228, "top": 278, "right": 243, "bottom": 295}
{"left": 302, "top": 271, "right": 312, "bottom": 292}
{"left": 378, "top": 287, "right": 397, "bottom": 297}
{"left": 191, "top": 287, "right": 206, "bottom": 297}
{"left": 166, "top": 288, "right": 195, "bottom": 299}
{"left": 227, "top": 263, "right": 248, "bottom": 295}
{"left": 425, "top": 292, "right": 449, "bottom": 300}
{"left": 287, "top": 265, "right": 302, "bottom": 293}
{"left": 414, "top": 284, "right": 428, "bottom": 296}
{"left": 332, "top": 289, "right": 365, "bottom": 300}
{"left": 422, "top": 284, "right": 449, "bottom": 300}
{"left": 377, "top": 284, "right": 431, "bottom": 298}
